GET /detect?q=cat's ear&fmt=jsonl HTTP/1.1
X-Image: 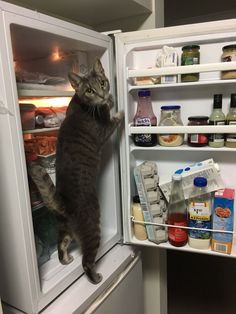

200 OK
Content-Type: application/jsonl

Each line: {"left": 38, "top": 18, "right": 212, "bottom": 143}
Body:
{"left": 93, "top": 58, "right": 105, "bottom": 76}
{"left": 68, "top": 72, "right": 82, "bottom": 90}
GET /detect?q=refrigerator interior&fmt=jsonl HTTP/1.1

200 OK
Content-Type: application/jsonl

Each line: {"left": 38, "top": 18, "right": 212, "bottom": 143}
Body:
{"left": 115, "top": 20, "right": 236, "bottom": 258}
{"left": 0, "top": 4, "right": 121, "bottom": 313}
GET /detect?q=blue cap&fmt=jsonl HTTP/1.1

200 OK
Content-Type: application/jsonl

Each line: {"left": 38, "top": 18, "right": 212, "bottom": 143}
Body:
{"left": 193, "top": 177, "right": 207, "bottom": 187}
{"left": 138, "top": 90, "right": 151, "bottom": 97}
{"left": 161, "top": 105, "right": 181, "bottom": 110}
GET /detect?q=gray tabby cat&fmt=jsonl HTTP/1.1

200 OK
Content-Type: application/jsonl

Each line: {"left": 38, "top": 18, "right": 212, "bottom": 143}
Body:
{"left": 29, "top": 58, "right": 124, "bottom": 284}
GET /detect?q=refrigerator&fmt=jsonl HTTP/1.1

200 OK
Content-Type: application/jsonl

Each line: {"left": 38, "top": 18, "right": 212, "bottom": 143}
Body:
{"left": 0, "top": 1, "right": 236, "bottom": 313}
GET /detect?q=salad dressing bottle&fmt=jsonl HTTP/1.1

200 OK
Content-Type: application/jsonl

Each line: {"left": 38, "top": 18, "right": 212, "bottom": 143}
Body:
{"left": 225, "top": 94, "right": 236, "bottom": 148}
{"left": 208, "top": 94, "right": 225, "bottom": 148}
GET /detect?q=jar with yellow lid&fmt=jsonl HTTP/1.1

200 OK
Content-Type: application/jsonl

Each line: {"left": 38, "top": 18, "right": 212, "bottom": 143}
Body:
{"left": 221, "top": 44, "right": 236, "bottom": 79}
{"left": 181, "top": 45, "right": 200, "bottom": 82}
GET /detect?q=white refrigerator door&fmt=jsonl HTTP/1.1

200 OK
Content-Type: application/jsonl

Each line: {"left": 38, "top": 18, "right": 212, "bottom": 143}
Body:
{"left": 0, "top": 1, "right": 126, "bottom": 314}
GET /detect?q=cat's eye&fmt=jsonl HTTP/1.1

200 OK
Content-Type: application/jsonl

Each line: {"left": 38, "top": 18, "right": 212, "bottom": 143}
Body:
{"left": 86, "top": 88, "right": 93, "bottom": 94}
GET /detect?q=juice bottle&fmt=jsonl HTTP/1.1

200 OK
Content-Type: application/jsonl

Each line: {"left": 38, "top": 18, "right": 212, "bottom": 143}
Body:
{"left": 167, "top": 174, "right": 188, "bottom": 247}
{"left": 133, "top": 89, "right": 157, "bottom": 146}
{"left": 188, "top": 177, "right": 212, "bottom": 249}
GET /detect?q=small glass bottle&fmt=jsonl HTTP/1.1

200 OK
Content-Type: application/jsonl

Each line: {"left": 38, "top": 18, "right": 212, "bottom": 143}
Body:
{"left": 188, "top": 177, "right": 212, "bottom": 250}
{"left": 208, "top": 94, "right": 225, "bottom": 148}
{"left": 158, "top": 105, "right": 184, "bottom": 147}
{"left": 225, "top": 94, "right": 236, "bottom": 148}
{"left": 167, "top": 174, "right": 188, "bottom": 247}
{"left": 133, "top": 90, "right": 157, "bottom": 146}
{"left": 221, "top": 45, "right": 236, "bottom": 79}
{"left": 187, "top": 116, "right": 209, "bottom": 147}
{"left": 181, "top": 45, "right": 200, "bottom": 82}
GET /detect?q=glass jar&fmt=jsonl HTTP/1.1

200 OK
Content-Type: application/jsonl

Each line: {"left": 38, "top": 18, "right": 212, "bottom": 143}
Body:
{"left": 187, "top": 116, "right": 208, "bottom": 147}
{"left": 181, "top": 45, "right": 200, "bottom": 82}
{"left": 221, "top": 44, "right": 236, "bottom": 79}
{"left": 158, "top": 105, "right": 184, "bottom": 146}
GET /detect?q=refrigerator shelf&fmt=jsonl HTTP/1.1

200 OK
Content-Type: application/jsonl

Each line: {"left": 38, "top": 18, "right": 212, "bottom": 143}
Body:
{"left": 17, "top": 83, "right": 74, "bottom": 97}
{"left": 127, "top": 61, "right": 236, "bottom": 78}
{"left": 129, "top": 143, "right": 236, "bottom": 152}
{"left": 23, "top": 127, "right": 60, "bottom": 134}
{"left": 128, "top": 124, "right": 236, "bottom": 135}
{"left": 128, "top": 78, "right": 236, "bottom": 92}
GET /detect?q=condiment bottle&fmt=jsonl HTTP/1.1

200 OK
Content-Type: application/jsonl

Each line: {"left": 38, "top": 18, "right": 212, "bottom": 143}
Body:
{"left": 188, "top": 177, "right": 211, "bottom": 250}
{"left": 221, "top": 44, "right": 236, "bottom": 79}
{"left": 225, "top": 94, "right": 236, "bottom": 148}
{"left": 158, "top": 105, "right": 184, "bottom": 147}
{"left": 208, "top": 94, "right": 225, "bottom": 148}
{"left": 181, "top": 45, "right": 200, "bottom": 82}
{"left": 187, "top": 116, "right": 209, "bottom": 147}
{"left": 167, "top": 174, "right": 188, "bottom": 247}
{"left": 132, "top": 195, "right": 147, "bottom": 240}
{"left": 133, "top": 90, "right": 157, "bottom": 146}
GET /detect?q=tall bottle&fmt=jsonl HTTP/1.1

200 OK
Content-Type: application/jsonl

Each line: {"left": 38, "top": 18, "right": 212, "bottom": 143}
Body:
{"left": 208, "top": 94, "right": 225, "bottom": 148}
{"left": 188, "top": 177, "right": 212, "bottom": 249}
{"left": 133, "top": 89, "right": 157, "bottom": 146}
{"left": 167, "top": 174, "right": 188, "bottom": 247}
{"left": 225, "top": 94, "right": 236, "bottom": 148}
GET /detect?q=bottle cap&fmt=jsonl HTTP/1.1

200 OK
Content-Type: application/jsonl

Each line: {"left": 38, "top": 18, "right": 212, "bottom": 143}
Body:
{"left": 138, "top": 90, "right": 151, "bottom": 97}
{"left": 133, "top": 195, "right": 140, "bottom": 203}
{"left": 230, "top": 94, "right": 236, "bottom": 108}
{"left": 172, "top": 173, "right": 182, "bottom": 181}
{"left": 161, "top": 105, "right": 181, "bottom": 110}
{"left": 213, "top": 94, "right": 222, "bottom": 109}
{"left": 193, "top": 177, "right": 207, "bottom": 187}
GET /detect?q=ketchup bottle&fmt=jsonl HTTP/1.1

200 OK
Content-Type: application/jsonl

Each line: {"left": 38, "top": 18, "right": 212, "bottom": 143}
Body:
{"left": 167, "top": 174, "right": 188, "bottom": 247}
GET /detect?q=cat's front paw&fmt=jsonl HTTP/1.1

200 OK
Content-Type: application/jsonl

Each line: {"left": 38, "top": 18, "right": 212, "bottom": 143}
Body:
{"left": 114, "top": 110, "right": 124, "bottom": 121}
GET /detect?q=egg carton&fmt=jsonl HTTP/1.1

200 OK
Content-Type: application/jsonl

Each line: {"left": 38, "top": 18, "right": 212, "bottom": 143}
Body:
{"left": 133, "top": 161, "right": 168, "bottom": 244}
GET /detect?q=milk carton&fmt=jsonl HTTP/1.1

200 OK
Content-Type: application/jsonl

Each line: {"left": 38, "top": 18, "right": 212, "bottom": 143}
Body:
{"left": 212, "top": 188, "right": 235, "bottom": 255}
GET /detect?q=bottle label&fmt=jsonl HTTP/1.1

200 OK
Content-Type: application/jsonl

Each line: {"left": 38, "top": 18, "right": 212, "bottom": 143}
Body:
{"left": 209, "top": 120, "right": 225, "bottom": 142}
{"left": 226, "top": 120, "right": 236, "bottom": 142}
{"left": 189, "top": 134, "right": 208, "bottom": 144}
{"left": 134, "top": 117, "right": 155, "bottom": 145}
{"left": 181, "top": 56, "right": 199, "bottom": 66}
{"left": 168, "top": 221, "right": 187, "bottom": 242}
{"left": 188, "top": 201, "right": 211, "bottom": 239}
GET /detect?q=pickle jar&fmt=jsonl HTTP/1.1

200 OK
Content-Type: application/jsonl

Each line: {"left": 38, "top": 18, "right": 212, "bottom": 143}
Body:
{"left": 221, "top": 44, "right": 236, "bottom": 79}
{"left": 158, "top": 105, "right": 184, "bottom": 147}
{"left": 187, "top": 116, "right": 209, "bottom": 147}
{"left": 181, "top": 45, "right": 200, "bottom": 82}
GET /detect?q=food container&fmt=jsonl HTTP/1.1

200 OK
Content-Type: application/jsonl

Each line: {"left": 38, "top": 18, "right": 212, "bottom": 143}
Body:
{"left": 158, "top": 105, "right": 184, "bottom": 146}
{"left": 19, "top": 103, "right": 36, "bottom": 130}
{"left": 187, "top": 116, "right": 208, "bottom": 147}
{"left": 212, "top": 188, "right": 235, "bottom": 255}
{"left": 181, "top": 45, "right": 200, "bottom": 82}
{"left": 221, "top": 44, "right": 236, "bottom": 79}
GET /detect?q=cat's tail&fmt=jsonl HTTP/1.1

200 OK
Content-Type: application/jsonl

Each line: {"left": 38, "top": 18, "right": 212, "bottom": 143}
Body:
{"left": 28, "top": 161, "right": 65, "bottom": 216}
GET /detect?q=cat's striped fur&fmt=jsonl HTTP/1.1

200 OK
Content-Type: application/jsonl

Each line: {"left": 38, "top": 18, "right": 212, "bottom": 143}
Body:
{"left": 29, "top": 59, "right": 123, "bottom": 284}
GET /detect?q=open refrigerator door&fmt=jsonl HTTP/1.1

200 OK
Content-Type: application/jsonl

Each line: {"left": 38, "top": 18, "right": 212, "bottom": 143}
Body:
{"left": 115, "top": 19, "right": 236, "bottom": 257}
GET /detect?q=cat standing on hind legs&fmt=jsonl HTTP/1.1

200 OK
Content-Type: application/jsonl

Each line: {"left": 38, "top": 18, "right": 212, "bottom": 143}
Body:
{"left": 55, "top": 58, "right": 124, "bottom": 284}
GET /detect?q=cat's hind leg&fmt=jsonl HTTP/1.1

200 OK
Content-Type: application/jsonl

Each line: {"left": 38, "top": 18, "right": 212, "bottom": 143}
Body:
{"left": 58, "top": 227, "right": 74, "bottom": 265}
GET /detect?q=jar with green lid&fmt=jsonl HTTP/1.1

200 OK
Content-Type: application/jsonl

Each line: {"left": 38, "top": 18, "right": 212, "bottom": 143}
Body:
{"left": 181, "top": 45, "right": 200, "bottom": 82}
{"left": 221, "top": 44, "right": 236, "bottom": 79}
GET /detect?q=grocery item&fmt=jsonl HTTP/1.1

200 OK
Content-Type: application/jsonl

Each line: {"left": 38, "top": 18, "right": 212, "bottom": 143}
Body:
{"left": 158, "top": 105, "right": 184, "bottom": 146}
{"left": 225, "top": 94, "right": 236, "bottom": 148}
{"left": 133, "top": 74, "right": 160, "bottom": 85}
{"left": 35, "top": 107, "right": 61, "bottom": 128}
{"left": 181, "top": 45, "right": 200, "bottom": 82}
{"left": 212, "top": 188, "right": 234, "bottom": 254}
{"left": 221, "top": 44, "right": 236, "bottom": 79}
{"left": 208, "top": 94, "right": 225, "bottom": 148}
{"left": 133, "top": 90, "right": 157, "bottom": 146}
{"left": 132, "top": 195, "right": 148, "bottom": 241}
{"left": 188, "top": 177, "right": 212, "bottom": 250}
{"left": 159, "top": 159, "right": 224, "bottom": 202}
{"left": 187, "top": 116, "right": 209, "bottom": 147}
{"left": 156, "top": 46, "right": 178, "bottom": 84}
{"left": 19, "top": 103, "right": 36, "bottom": 130}
{"left": 133, "top": 161, "right": 167, "bottom": 244}
{"left": 167, "top": 174, "right": 188, "bottom": 247}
